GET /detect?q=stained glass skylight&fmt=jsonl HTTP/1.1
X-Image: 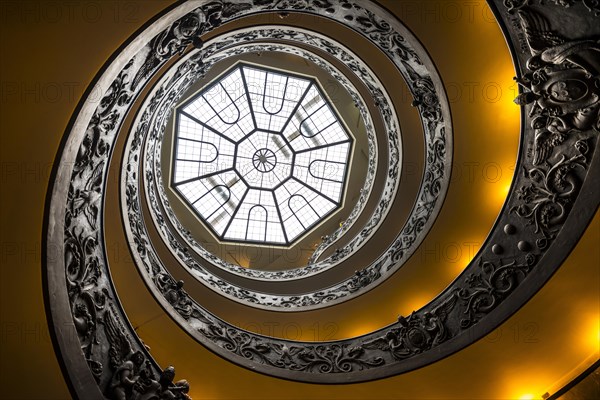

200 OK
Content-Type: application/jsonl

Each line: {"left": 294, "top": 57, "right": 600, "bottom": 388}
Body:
{"left": 171, "top": 62, "right": 353, "bottom": 246}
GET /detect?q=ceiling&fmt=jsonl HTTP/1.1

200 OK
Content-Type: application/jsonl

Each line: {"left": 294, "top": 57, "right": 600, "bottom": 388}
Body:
{"left": 0, "top": 1, "right": 598, "bottom": 399}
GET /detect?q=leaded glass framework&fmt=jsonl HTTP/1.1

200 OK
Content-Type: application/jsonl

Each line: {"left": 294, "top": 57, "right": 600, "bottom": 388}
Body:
{"left": 171, "top": 62, "right": 353, "bottom": 246}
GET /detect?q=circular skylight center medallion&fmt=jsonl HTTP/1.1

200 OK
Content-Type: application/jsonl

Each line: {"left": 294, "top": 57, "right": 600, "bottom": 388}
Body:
{"left": 171, "top": 62, "right": 353, "bottom": 246}
{"left": 235, "top": 130, "right": 292, "bottom": 189}
{"left": 253, "top": 149, "right": 276, "bottom": 172}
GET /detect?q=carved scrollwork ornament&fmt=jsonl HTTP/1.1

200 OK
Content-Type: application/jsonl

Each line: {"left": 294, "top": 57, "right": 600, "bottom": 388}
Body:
{"left": 512, "top": 6, "right": 599, "bottom": 240}
{"left": 44, "top": 0, "right": 599, "bottom": 396}
{"left": 504, "top": 0, "right": 600, "bottom": 15}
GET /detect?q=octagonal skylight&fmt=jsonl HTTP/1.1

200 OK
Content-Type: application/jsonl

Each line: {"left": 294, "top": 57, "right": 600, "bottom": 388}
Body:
{"left": 171, "top": 62, "right": 353, "bottom": 246}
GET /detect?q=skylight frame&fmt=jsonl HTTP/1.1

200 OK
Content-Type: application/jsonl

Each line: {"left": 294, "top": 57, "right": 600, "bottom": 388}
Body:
{"left": 171, "top": 61, "right": 354, "bottom": 247}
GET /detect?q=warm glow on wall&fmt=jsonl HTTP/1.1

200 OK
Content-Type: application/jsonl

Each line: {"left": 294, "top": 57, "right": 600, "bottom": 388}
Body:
{"left": 497, "top": 80, "right": 521, "bottom": 124}
{"left": 506, "top": 384, "right": 546, "bottom": 400}
{"left": 502, "top": 370, "right": 550, "bottom": 400}
{"left": 398, "top": 294, "right": 434, "bottom": 317}
{"left": 485, "top": 168, "right": 515, "bottom": 211}
{"left": 347, "top": 323, "right": 381, "bottom": 338}
{"left": 518, "top": 394, "right": 536, "bottom": 400}
{"left": 498, "top": 180, "right": 513, "bottom": 204}
{"left": 442, "top": 236, "right": 482, "bottom": 277}
{"left": 582, "top": 314, "right": 600, "bottom": 354}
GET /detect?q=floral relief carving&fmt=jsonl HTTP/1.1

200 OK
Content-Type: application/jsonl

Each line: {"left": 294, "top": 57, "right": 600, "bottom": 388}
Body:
{"left": 512, "top": 7, "right": 598, "bottom": 241}
{"left": 505, "top": 0, "right": 600, "bottom": 15}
